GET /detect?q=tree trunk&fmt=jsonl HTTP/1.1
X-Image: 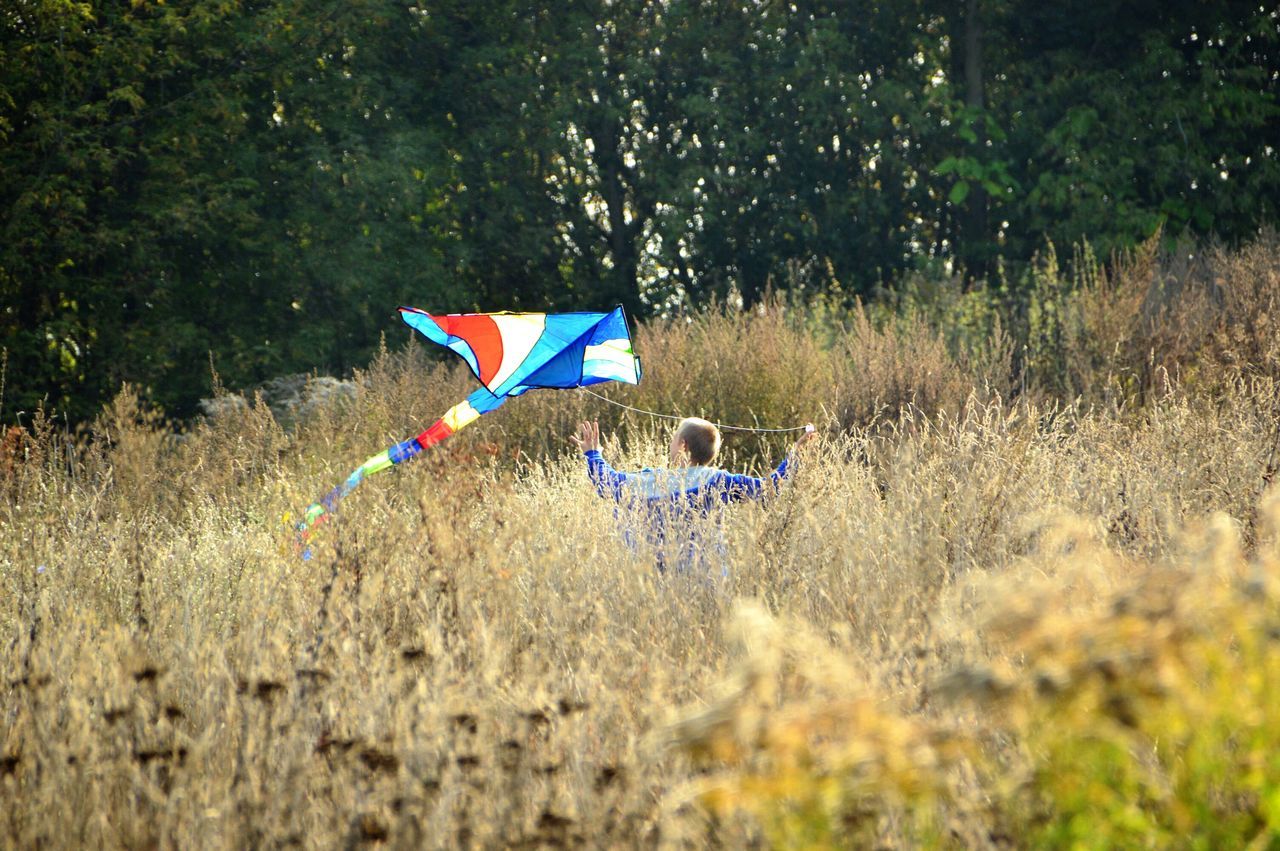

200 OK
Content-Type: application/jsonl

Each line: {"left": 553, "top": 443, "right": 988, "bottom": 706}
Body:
{"left": 587, "top": 91, "right": 644, "bottom": 318}
{"left": 955, "top": 0, "right": 990, "bottom": 285}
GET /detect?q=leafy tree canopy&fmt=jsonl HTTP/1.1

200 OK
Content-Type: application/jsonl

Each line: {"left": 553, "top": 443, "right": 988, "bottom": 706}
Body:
{"left": 2, "top": 0, "right": 1276, "bottom": 421}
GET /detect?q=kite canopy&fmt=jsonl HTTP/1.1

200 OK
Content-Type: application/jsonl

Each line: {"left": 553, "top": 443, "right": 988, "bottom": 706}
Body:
{"left": 399, "top": 306, "right": 642, "bottom": 396}
{"left": 298, "top": 306, "right": 640, "bottom": 542}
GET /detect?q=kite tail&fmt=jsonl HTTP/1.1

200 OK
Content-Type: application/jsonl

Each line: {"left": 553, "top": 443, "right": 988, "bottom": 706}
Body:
{"left": 297, "top": 388, "right": 505, "bottom": 551}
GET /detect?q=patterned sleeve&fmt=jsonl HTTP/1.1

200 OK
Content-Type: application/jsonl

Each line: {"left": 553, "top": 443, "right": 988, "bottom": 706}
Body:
{"left": 714, "top": 454, "right": 794, "bottom": 502}
{"left": 584, "top": 449, "right": 628, "bottom": 501}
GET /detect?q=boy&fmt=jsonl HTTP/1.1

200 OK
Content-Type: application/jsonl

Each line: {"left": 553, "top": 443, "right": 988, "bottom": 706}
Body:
{"left": 570, "top": 417, "right": 815, "bottom": 573}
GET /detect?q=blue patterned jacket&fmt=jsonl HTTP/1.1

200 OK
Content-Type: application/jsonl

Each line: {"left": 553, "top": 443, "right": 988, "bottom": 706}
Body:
{"left": 583, "top": 449, "right": 794, "bottom": 573}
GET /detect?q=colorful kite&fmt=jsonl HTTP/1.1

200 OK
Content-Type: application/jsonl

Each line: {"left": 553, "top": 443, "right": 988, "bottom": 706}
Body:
{"left": 299, "top": 306, "right": 641, "bottom": 541}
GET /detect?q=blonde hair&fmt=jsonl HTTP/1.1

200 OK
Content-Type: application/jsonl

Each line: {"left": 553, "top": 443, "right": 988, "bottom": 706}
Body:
{"left": 675, "top": 417, "right": 722, "bottom": 465}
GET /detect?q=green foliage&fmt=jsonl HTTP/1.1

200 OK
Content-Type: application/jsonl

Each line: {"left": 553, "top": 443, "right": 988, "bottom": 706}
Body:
{"left": 2, "top": 0, "right": 1278, "bottom": 422}
{"left": 0, "top": 0, "right": 464, "bottom": 420}
{"left": 997, "top": 2, "right": 1280, "bottom": 262}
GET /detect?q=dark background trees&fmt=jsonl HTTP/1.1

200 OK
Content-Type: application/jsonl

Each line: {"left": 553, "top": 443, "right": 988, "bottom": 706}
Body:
{"left": 2, "top": 0, "right": 1277, "bottom": 422}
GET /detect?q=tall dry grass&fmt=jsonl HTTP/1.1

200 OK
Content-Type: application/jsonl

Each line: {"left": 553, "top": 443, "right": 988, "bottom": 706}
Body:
{"left": 3, "top": 238, "right": 1280, "bottom": 848}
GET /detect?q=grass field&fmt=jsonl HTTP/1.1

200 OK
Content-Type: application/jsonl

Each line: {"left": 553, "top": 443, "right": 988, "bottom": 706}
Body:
{"left": 3, "top": 237, "right": 1280, "bottom": 848}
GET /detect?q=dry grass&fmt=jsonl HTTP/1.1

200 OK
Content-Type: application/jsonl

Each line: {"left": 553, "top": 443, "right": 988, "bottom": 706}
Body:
{"left": 3, "top": 239, "right": 1280, "bottom": 848}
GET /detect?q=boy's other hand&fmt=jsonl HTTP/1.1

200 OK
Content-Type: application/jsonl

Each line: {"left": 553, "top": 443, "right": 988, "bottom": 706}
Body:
{"left": 570, "top": 420, "right": 601, "bottom": 453}
{"left": 793, "top": 424, "right": 817, "bottom": 452}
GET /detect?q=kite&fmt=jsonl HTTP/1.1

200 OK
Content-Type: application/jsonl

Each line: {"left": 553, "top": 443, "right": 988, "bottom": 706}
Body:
{"left": 298, "top": 306, "right": 641, "bottom": 542}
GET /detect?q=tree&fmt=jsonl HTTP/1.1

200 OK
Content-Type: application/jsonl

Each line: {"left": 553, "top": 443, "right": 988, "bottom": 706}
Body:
{"left": 0, "top": 0, "right": 466, "bottom": 420}
{"left": 3, "top": 0, "right": 1278, "bottom": 422}
{"left": 975, "top": 0, "right": 1280, "bottom": 263}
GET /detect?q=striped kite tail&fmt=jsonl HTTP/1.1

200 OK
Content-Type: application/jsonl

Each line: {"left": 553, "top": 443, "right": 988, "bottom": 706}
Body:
{"left": 295, "top": 388, "right": 505, "bottom": 554}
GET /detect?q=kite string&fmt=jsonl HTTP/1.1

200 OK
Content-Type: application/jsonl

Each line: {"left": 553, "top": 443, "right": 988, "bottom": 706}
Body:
{"left": 577, "top": 387, "right": 810, "bottom": 434}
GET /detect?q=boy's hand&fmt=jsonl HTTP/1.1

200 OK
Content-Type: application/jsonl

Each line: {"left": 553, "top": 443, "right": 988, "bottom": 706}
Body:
{"left": 570, "top": 420, "right": 601, "bottom": 453}
{"left": 792, "top": 424, "right": 817, "bottom": 452}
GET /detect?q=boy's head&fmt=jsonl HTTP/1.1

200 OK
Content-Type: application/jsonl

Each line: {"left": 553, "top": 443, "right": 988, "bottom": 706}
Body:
{"left": 670, "top": 417, "right": 722, "bottom": 466}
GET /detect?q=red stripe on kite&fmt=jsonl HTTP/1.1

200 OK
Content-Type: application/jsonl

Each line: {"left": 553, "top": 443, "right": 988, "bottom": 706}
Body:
{"left": 436, "top": 314, "right": 503, "bottom": 386}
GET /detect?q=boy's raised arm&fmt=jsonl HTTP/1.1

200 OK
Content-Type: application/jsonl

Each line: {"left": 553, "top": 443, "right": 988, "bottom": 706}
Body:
{"left": 769, "top": 424, "right": 818, "bottom": 487}
{"left": 571, "top": 420, "right": 628, "bottom": 501}
{"left": 718, "top": 424, "right": 817, "bottom": 500}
